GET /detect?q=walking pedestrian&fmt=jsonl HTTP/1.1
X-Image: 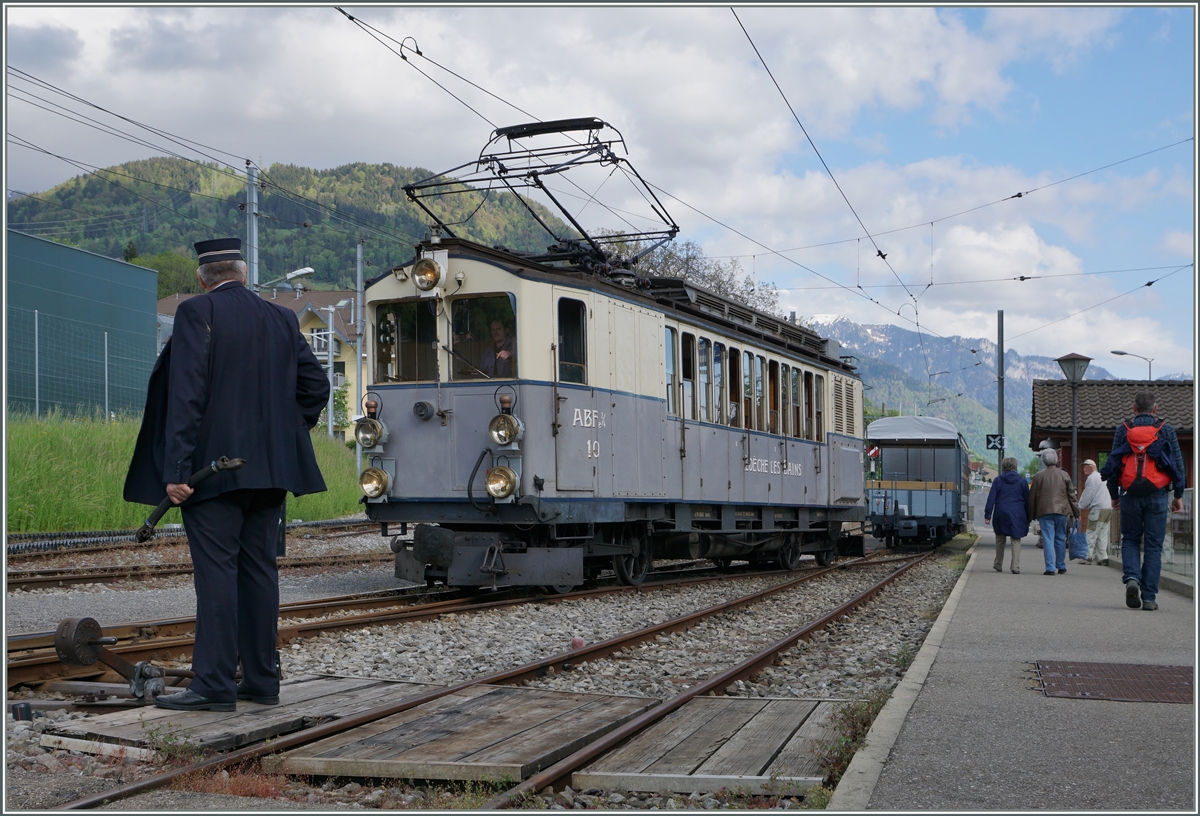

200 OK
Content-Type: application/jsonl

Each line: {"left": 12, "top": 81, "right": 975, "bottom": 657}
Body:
{"left": 1027, "top": 448, "right": 1080, "bottom": 576}
{"left": 984, "top": 457, "right": 1030, "bottom": 574}
{"left": 124, "top": 238, "right": 330, "bottom": 710}
{"left": 1077, "top": 459, "right": 1112, "bottom": 565}
{"left": 1100, "top": 390, "right": 1186, "bottom": 611}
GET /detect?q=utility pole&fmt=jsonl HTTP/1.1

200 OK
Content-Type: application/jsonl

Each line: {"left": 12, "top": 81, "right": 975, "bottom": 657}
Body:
{"left": 355, "top": 239, "right": 364, "bottom": 471}
{"left": 324, "top": 305, "right": 336, "bottom": 437}
{"left": 246, "top": 161, "right": 259, "bottom": 289}
{"left": 997, "top": 310, "right": 1005, "bottom": 469}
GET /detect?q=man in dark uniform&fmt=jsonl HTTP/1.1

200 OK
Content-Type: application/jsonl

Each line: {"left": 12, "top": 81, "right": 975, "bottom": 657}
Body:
{"left": 125, "top": 238, "right": 330, "bottom": 710}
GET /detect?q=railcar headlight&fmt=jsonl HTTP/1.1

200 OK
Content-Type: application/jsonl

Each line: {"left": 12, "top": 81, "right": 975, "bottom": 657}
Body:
{"left": 484, "top": 466, "right": 518, "bottom": 499}
{"left": 412, "top": 257, "right": 443, "bottom": 291}
{"left": 354, "top": 417, "right": 387, "bottom": 448}
{"left": 487, "top": 413, "right": 523, "bottom": 446}
{"left": 359, "top": 467, "right": 390, "bottom": 499}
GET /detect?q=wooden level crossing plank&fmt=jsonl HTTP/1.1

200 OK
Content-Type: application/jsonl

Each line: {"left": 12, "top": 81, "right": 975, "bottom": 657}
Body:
{"left": 573, "top": 696, "right": 836, "bottom": 794}
{"left": 643, "top": 699, "right": 766, "bottom": 774}
{"left": 45, "top": 676, "right": 437, "bottom": 752}
{"left": 763, "top": 701, "right": 838, "bottom": 780}
{"left": 270, "top": 686, "right": 656, "bottom": 782}
{"left": 694, "top": 700, "right": 819, "bottom": 777}
{"left": 584, "top": 697, "right": 729, "bottom": 774}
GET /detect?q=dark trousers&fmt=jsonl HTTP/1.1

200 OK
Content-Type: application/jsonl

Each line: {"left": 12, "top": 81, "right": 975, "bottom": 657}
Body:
{"left": 1119, "top": 488, "right": 1168, "bottom": 603}
{"left": 181, "top": 488, "right": 286, "bottom": 702}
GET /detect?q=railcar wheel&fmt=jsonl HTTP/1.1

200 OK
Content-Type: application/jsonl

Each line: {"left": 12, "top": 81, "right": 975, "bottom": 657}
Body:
{"left": 814, "top": 549, "right": 836, "bottom": 567}
{"left": 614, "top": 532, "right": 652, "bottom": 586}
{"left": 778, "top": 535, "right": 801, "bottom": 571}
{"left": 712, "top": 558, "right": 732, "bottom": 569}
{"left": 545, "top": 583, "right": 577, "bottom": 594}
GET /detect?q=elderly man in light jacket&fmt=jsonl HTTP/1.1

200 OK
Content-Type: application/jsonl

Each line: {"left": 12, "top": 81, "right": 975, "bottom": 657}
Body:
{"left": 1028, "top": 448, "right": 1080, "bottom": 575}
{"left": 1077, "top": 459, "right": 1112, "bottom": 566}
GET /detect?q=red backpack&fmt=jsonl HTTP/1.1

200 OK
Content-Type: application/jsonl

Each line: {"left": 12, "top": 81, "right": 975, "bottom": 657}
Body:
{"left": 1119, "top": 419, "right": 1171, "bottom": 496}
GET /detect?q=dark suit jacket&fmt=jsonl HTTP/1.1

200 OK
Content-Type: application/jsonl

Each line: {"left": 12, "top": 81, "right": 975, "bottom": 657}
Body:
{"left": 124, "top": 281, "right": 331, "bottom": 505}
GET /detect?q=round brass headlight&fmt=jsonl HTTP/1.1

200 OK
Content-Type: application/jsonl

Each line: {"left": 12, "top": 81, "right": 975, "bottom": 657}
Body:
{"left": 484, "top": 466, "right": 518, "bottom": 499}
{"left": 487, "top": 414, "right": 523, "bottom": 446}
{"left": 359, "top": 467, "right": 390, "bottom": 499}
{"left": 412, "top": 257, "right": 442, "bottom": 291}
{"left": 354, "top": 417, "right": 386, "bottom": 448}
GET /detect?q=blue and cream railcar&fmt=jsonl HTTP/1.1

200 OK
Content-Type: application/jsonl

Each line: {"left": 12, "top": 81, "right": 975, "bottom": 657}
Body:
{"left": 865, "top": 416, "right": 971, "bottom": 548}
{"left": 355, "top": 235, "right": 866, "bottom": 590}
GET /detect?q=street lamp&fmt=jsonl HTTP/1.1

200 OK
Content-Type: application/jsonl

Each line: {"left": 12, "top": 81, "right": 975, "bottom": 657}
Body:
{"left": 1110, "top": 350, "right": 1153, "bottom": 381}
{"left": 257, "top": 267, "right": 314, "bottom": 291}
{"left": 1056, "top": 352, "right": 1092, "bottom": 487}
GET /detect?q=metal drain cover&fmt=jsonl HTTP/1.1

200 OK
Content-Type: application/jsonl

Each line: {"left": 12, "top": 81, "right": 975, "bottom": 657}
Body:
{"left": 1031, "top": 661, "right": 1193, "bottom": 703}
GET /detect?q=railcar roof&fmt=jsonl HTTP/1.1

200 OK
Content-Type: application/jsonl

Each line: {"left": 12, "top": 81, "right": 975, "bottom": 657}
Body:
{"left": 867, "top": 415, "right": 960, "bottom": 442}
{"left": 370, "top": 237, "right": 858, "bottom": 375}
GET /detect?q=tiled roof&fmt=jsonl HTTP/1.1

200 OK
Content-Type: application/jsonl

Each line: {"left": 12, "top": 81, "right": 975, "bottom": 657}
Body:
{"left": 1030, "top": 379, "right": 1194, "bottom": 447}
{"left": 157, "top": 289, "right": 359, "bottom": 341}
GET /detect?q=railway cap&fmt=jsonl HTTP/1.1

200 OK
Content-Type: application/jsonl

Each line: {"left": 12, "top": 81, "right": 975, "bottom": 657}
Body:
{"left": 194, "top": 237, "right": 243, "bottom": 263}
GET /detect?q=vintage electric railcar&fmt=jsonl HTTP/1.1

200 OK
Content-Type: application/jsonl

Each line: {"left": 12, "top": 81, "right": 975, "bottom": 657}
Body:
{"left": 865, "top": 416, "right": 971, "bottom": 548}
{"left": 353, "top": 118, "right": 866, "bottom": 590}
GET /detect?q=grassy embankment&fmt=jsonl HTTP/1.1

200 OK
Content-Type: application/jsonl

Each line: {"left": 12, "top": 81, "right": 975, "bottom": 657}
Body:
{"left": 7, "top": 411, "right": 362, "bottom": 533}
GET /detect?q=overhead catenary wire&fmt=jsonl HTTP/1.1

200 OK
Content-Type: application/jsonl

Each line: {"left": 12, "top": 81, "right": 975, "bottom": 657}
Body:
{"left": 731, "top": 8, "right": 916, "bottom": 305}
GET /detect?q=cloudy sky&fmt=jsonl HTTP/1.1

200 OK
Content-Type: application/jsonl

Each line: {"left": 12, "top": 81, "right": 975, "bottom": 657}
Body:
{"left": 6, "top": 5, "right": 1196, "bottom": 377}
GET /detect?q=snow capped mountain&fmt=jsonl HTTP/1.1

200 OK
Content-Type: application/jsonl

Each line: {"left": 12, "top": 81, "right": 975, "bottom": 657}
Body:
{"left": 807, "top": 316, "right": 1118, "bottom": 468}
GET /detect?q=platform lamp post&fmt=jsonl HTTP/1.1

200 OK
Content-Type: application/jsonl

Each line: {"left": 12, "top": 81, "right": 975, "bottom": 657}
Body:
{"left": 1056, "top": 353, "right": 1092, "bottom": 488}
{"left": 1110, "top": 350, "right": 1153, "bottom": 381}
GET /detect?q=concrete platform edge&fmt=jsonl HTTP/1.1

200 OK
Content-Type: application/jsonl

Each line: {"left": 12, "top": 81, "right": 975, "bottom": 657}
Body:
{"left": 826, "top": 544, "right": 977, "bottom": 811}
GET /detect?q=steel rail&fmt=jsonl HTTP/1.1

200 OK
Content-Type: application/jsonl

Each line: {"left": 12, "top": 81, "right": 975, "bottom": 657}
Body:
{"left": 6, "top": 520, "right": 376, "bottom": 557}
{"left": 56, "top": 553, "right": 918, "bottom": 810}
{"left": 485, "top": 549, "right": 935, "bottom": 808}
{"left": 6, "top": 552, "right": 394, "bottom": 591}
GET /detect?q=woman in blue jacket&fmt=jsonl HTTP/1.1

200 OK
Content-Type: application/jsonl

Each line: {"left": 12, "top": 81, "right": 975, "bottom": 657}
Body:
{"left": 985, "top": 457, "right": 1031, "bottom": 574}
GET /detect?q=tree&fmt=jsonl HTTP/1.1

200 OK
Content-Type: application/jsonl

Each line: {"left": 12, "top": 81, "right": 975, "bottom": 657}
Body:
{"left": 134, "top": 251, "right": 203, "bottom": 299}
{"left": 594, "top": 231, "right": 784, "bottom": 318}
{"left": 123, "top": 240, "right": 139, "bottom": 262}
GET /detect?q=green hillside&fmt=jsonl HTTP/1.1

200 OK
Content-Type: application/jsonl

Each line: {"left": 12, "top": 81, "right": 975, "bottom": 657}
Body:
{"left": 8, "top": 157, "right": 576, "bottom": 294}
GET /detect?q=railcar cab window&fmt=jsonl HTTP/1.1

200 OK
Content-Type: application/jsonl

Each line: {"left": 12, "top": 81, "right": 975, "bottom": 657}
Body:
{"left": 450, "top": 295, "right": 518, "bottom": 380}
{"left": 814, "top": 374, "right": 825, "bottom": 441}
{"left": 779, "top": 364, "right": 789, "bottom": 436}
{"left": 375, "top": 299, "right": 438, "bottom": 382}
{"left": 557, "top": 298, "right": 587, "bottom": 384}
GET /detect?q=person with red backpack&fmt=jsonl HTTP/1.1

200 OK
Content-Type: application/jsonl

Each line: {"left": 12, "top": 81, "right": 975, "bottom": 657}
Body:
{"left": 1099, "top": 390, "right": 1186, "bottom": 611}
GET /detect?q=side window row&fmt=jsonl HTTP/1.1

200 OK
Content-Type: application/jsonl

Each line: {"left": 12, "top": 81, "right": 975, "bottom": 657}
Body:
{"left": 665, "top": 327, "right": 824, "bottom": 441}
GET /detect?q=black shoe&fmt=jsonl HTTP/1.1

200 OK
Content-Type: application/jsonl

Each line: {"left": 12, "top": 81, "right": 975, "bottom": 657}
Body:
{"left": 154, "top": 689, "right": 235, "bottom": 712}
{"left": 1141, "top": 600, "right": 1159, "bottom": 611}
{"left": 1011, "top": 569, "right": 1020, "bottom": 574}
{"left": 1043, "top": 570, "right": 1056, "bottom": 575}
{"left": 1100, "top": 559, "right": 1109, "bottom": 566}
{"left": 1057, "top": 568, "right": 1067, "bottom": 574}
{"left": 994, "top": 564, "right": 1002, "bottom": 572}
{"left": 1125, "top": 579, "right": 1142, "bottom": 609}
{"left": 235, "top": 683, "right": 280, "bottom": 706}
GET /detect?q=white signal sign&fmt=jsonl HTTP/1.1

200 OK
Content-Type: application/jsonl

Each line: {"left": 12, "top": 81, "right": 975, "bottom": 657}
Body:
{"left": 868, "top": 446, "right": 880, "bottom": 458}
{"left": 986, "top": 434, "right": 1005, "bottom": 450}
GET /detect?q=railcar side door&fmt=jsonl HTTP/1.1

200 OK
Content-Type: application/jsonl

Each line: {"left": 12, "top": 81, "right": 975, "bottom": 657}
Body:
{"left": 554, "top": 290, "right": 596, "bottom": 492}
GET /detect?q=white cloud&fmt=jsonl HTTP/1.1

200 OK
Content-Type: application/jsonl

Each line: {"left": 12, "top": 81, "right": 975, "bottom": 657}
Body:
{"left": 1159, "top": 230, "right": 1195, "bottom": 258}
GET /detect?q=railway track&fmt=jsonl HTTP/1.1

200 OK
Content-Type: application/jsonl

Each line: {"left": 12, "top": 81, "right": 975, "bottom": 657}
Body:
{"left": 6, "top": 555, "right": 909, "bottom": 690}
{"left": 5, "top": 551, "right": 395, "bottom": 592}
{"left": 56, "top": 548, "right": 934, "bottom": 810}
{"left": 5, "top": 519, "right": 377, "bottom": 558}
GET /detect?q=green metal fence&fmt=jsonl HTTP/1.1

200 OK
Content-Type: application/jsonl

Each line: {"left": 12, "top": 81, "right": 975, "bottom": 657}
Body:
{"left": 7, "top": 306, "right": 156, "bottom": 417}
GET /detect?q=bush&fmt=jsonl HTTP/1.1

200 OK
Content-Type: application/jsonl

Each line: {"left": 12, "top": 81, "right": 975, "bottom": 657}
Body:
{"left": 6, "top": 411, "right": 363, "bottom": 532}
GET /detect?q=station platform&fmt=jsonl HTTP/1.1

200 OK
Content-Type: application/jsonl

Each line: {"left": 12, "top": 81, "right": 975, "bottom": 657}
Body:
{"left": 831, "top": 492, "right": 1196, "bottom": 811}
